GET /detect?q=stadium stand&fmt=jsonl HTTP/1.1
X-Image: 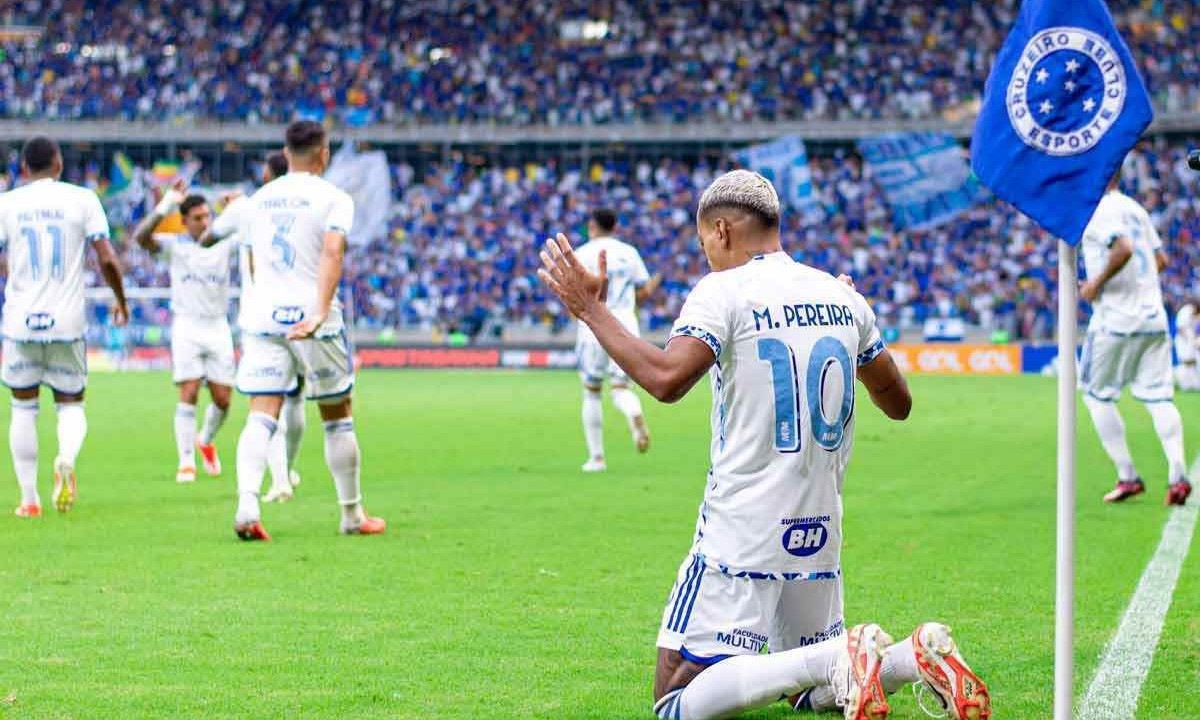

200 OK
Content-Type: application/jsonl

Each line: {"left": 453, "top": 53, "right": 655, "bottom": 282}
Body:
{"left": 1, "top": 0, "right": 1198, "bottom": 125}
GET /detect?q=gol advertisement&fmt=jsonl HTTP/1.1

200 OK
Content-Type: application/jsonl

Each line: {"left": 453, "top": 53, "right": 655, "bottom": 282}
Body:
{"left": 887, "top": 344, "right": 1021, "bottom": 375}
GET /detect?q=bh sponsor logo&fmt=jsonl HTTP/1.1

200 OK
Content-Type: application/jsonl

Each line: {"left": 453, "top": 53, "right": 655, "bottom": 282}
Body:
{"left": 271, "top": 306, "right": 305, "bottom": 325}
{"left": 24, "top": 313, "right": 55, "bottom": 331}
{"left": 780, "top": 515, "right": 831, "bottom": 557}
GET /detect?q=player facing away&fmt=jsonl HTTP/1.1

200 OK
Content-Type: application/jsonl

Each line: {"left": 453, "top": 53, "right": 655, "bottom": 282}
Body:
{"left": 205, "top": 121, "right": 384, "bottom": 541}
{"left": 1079, "top": 173, "right": 1192, "bottom": 506}
{"left": 573, "top": 208, "right": 661, "bottom": 472}
{"left": 209, "top": 151, "right": 305, "bottom": 503}
{"left": 1173, "top": 301, "right": 1199, "bottom": 391}
{"left": 0, "top": 136, "right": 129, "bottom": 517}
{"left": 131, "top": 188, "right": 237, "bottom": 483}
{"left": 538, "top": 171, "right": 990, "bottom": 720}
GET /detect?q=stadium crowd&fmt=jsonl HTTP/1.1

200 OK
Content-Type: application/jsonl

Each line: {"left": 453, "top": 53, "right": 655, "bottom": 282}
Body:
{"left": 2, "top": 0, "right": 1199, "bottom": 125}
{"left": 45, "top": 136, "right": 1194, "bottom": 343}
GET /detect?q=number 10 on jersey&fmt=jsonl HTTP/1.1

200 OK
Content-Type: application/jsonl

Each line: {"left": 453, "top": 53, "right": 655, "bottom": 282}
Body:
{"left": 757, "top": 336, "right": 855, "bottom": 453}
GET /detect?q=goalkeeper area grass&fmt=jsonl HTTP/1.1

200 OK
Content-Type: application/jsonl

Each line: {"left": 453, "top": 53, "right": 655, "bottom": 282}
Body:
{"left": 0, "top": 371, "right": 1195, "bottom": 719}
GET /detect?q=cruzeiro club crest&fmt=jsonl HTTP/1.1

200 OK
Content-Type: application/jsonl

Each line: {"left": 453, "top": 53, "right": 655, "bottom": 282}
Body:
{"left": 1006, "top": 27, "right": 1127, "bottom": 157}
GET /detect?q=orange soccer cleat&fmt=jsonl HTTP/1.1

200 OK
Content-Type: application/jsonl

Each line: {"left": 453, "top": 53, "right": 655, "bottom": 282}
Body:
{"left": 14, "top": 503, "right": 42, "bottom": 518}
{"left": 234, "top": 520, "right": 271, "bottom": 542}
{"left": 834, "top": 623, "right": 891, "bottom": 720}
{"left": 911, "top": 623, "right": 991, "bottom": 720}
{"left": 341, "top": 514, "right": 387, "bottom": 536}
{"left": 197, "top": 442, "right": 222, "bottom": 476}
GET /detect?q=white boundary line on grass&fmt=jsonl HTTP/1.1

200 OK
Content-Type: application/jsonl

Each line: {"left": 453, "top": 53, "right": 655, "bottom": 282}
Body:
{"left": 1077, "top": 456, "right": 1199, "bottom": 720}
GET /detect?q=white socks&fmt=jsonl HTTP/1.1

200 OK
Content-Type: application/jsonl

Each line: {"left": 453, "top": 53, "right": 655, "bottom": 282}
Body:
{"left": 266, "top": 422, "right": 289, "bottom": 489}
{"left": 175, "top": 403, "right": 196, "bottom": 468}
{"left": 656, "top": 639, "right": 840, "bottom": 720}
{"left": 235, "top": 412, "right": 276, "bottom": 523}
{"left": 1083, "top": 395, "right": 1138, "bottom": 480}
{"left": 55, "top": 402, "right": 86, "bottom": 467}
{"left": 611, "top": 386, "right": 644, "bottom": 423}
{"left": 198, "top": 404, "right": 227, "bottom": 446}
{"left": 323, "top": 418, "right": 362, "bottom": 524}
{"left": 10, "top": 399, "right": 39, "bottom": 506}
{"left": 880, "top": 636, "right": 920, "bottom": 693}
{"left": 582, "top": 389, "right": 604, "bottom": 460}
{"left": 284, "top": 394, "right": 305, "bottom": 466}
{"left": 1145, "top": 401, "right": 1187, "bottom": 482}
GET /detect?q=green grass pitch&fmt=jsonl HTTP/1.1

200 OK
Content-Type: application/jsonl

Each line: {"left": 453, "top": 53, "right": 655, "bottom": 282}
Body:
{"left": 0, "top": 371, "right": 1196, "bottom": 719}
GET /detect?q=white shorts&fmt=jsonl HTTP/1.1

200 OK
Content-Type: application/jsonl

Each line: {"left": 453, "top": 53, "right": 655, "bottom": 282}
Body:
{"left": 656, "top": 553, "right": 844, "bottom": 663}
{"left": 237, "top": 332, "right": 353, "bottom": 401}
{"left": 1174, "top": 333, "right": 1197, "bottom": 364}
{"left": 1, "top": 339, "right": 87, "bottom": 395}
{"left": 1080, "top": 331, "right": 1174, "bottom": 403}
{"left": 171, "top": 316, "right": 235, "bottom": 385}
{"left": 577, "top": 338, "right": 629, "bottom": 386}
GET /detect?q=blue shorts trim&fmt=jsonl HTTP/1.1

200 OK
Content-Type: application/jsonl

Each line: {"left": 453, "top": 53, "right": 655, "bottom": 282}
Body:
{"left": 678, "top": 645, "right": 732, "bottom": 667}
{"left": 1134, "top": 395, "right": 1174, "bottom": 404}
{"left": 310, "top": 381, "right": 354, "bottom": 402}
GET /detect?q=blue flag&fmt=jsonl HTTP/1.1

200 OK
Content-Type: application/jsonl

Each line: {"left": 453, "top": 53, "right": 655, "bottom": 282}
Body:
{"left": 971, "top": 0, "right": 1153, "bottom": 246}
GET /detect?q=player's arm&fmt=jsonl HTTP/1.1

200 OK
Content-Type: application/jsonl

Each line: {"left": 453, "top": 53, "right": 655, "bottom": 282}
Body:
{"left": 857, "top": 350, "right": 911, "bottom": 420}
{"left": 287, "top": 230, "right": 346, "bottom": 340}
{"left": 1079, "top": 236, "right": 1132, "bottom": 303}
{"left": 635, "top": 272, "right": 663, "bottom": 303}
{"left": 92, "top": 239, "right": 129, "bottom": 327}
{"left": 130, "top": 179, "right": 186, "bottom": 253}
{"left": 1155, "top": 249, "right": 1168, "bottom": 272}
{"left": 540, "top": 234, "right": 713, "bottom": 402}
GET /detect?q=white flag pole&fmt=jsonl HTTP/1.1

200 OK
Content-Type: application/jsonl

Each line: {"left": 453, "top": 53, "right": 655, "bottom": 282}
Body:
{"left": 1054, "top": 239, "right": 1079, "bottom": 720}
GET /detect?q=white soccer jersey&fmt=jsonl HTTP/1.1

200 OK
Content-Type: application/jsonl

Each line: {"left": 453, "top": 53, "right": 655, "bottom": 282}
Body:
{"left": 574, "top": 236, "right": 650, "bottom": 339}
{"left": 668, "top": 252, "right": 884, "bottom": 578}
{"left": 1081, "top": 191, "right": 1167, "bottom": 335}
{"left": 155, "top": 233, "right": 236, "bottom": 319}
{"left": 239, "top": 173, "right": 354, "bottom": 336}
{"left": 0, "top": 178, "right": 110, "bottom": 341}
{"left": 209, "top": 195, "right": 256, "bottom": 324}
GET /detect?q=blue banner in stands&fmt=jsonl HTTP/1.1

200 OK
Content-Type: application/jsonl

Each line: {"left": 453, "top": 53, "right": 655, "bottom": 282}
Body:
{"left": 733, "top": 136, "right": 819, "bottom": 216}
{"left": 857, "top": 131, "right": 982, "bottom": 229}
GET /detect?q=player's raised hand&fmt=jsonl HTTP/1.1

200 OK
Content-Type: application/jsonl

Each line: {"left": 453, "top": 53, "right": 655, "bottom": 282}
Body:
{"left": 837, "top": 274, "right": 856, "bottom": 290}
{"left": 538, "top": 233, "right": 608, "bottom": 319}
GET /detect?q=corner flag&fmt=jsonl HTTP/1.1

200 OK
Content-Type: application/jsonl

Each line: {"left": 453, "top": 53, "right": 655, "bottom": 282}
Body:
{"left": 971, "top": 0, "right": 1153, "bottom": 245}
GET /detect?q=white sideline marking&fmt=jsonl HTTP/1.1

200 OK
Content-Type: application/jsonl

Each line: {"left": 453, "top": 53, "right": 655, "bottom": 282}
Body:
{"left": 1078, "top": 458, "right": 1199, "bottom": 720}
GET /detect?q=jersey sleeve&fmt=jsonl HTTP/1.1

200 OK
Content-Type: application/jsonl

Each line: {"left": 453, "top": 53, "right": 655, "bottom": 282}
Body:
{"left": 152, "top": 233, "right": 176, "bottom": 257}
{"left": 1081, "top": 203, "right": 1121, "bottom": 249}
{"left": 209, "top": 197, "right": 245, "bottom": 242}
{"left": 82, "top": 189, "right": 110, "bottom": 243}
{"left": 326, "top": 190, "right": 354, "bottom": 237}
{"left": 850, "top": 290, "right": 886, "bottom": 367}
{"left": 669, "top": 274, "right": 729, "bottom": 360}
{"left": 630, "top": 249, "right": 651, "bottom": 287}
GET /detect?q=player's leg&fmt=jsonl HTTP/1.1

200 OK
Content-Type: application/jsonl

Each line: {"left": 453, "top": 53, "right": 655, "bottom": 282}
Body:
{"left": 299, "top": 334, "right": 384, "bottom": 534}
{"left": 46, "top": 341, "right": 88, "bottom": 513}
{"left": 174, "top": 379, "right": 201, "bottom": 482}
{"left": 284, "top": 384, "right": 305, "bottom": 480}
{"left": 651, "top": 555, "right": 862, "bottom": 720}
{"left": 197, "top": 381, "right": 232, "bottom": 476}
{"left": 774, "top": 578, "right": 846, "bottom": 713}
{"left": 197, "top": 328, "right": 236, "bottom": 476}
{"left": 610, "top": 365, "right": 650, "bottom": 453}
{"left": 578, "top": 341, "right": 606, "bottom": 471}
{"left": 3, "top": 340, "right": 43, "bottom": 516}
{"left": 1132, "top": 334, "right": 1191, "bottom": 504}
{"left": 1080, "top": 334, "right": 1143, "bottom": 501}
{"left": 232, "top": 334, "right": 296, "bottom": 540}
{"left": 265, "top": 385, "right": 305, "bottom": 503}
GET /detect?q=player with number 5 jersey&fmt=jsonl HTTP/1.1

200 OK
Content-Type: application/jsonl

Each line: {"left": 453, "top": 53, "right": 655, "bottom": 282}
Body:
{"left": 204, "top": 120, "right": 384, "bottom": 542}
{"left": 0, "top": 136, "right": 129, "bottom": 519}
{"left": 538, "top": 170, "right": 990, "bottom": 720}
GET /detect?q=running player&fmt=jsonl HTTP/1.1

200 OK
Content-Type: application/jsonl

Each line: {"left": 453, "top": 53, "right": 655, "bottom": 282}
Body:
{"left": 0, "top": 136, "right": 130, "bottom": 516}
{"left": 1080, "top": 173, "right": 1191, "bottom": 505}
{"left": 131, "top": 185, "right": 237, "bottom": 482}
{"left": 205, "top": 121, "right": 384, "bottom": 541}
{"left": 209, "top": 151, "right": 305, "bottom": 502}
{"left": 573, "top": 208, "right": 660, "bottom": 472}
{"left": 538, "top": 170, "right": 990, "bottom": 720}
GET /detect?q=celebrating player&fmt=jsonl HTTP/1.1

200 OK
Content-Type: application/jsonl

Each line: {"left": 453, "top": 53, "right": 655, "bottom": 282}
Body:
{"left": 1080, "top": 173, "right": 1191, "bottom": 506}
{"left": 131, "top": 185, "right": 237, "bottom": 483}
{"left": 0, "top": 136, "right": 130, "bottom": 516}
{"left": 573, "top": 208, "right": 661, "bottom": 472}
{"left": 205, "top": 121, "right": 384, "bottom": 541}
{"left": 209, "top": 151, "right": 305, "bottom": 502}
{"left": 538, "top": 170, "right": 990, "bottom": 720}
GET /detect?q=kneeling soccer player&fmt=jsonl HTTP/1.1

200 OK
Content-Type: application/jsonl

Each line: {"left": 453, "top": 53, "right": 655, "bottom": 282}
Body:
{"left": 538, "top": 170, "right": 991, "bottom": 720}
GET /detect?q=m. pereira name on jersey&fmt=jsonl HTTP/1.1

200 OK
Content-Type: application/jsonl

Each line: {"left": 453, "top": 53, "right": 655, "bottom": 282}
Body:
{"left": 752, "top": 304, "right": 854, "bottom": 332}
{"left": 780, "top": 515, "right": 831, "bottom": 557}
